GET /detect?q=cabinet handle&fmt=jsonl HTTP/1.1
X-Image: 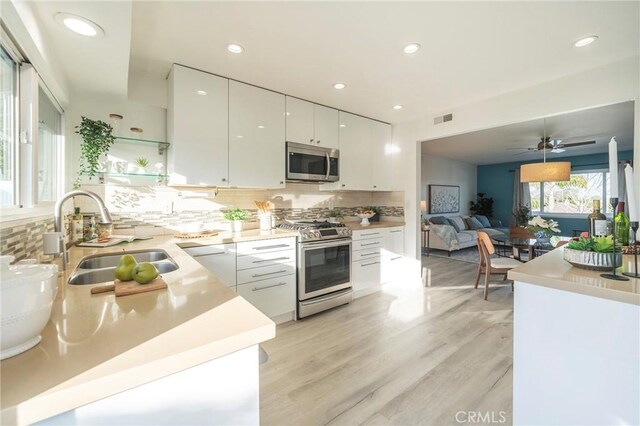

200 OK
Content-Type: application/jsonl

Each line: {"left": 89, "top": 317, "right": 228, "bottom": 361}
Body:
{"left": 361, "top": 261, "right": 380, "bottom": 267}
{"left": 373, "top": 185, "right": 377, "bottom": 189}
{"left": 391, "top": 256, "right": 402, "bottom": 261}
{"left": 253, "top": 244, "right": 290, "bottom": 250}
{"left": 252, "top": 282, "right": 287, "bottom": 291}
{"left": 192, "top": 252, "right": 225, "bottom": 258}
{"left": 361, "top": 232, "right": 380, "bottom": 236}
{"left": 361, "top": 242, "right": 380, "bottom": 247}
{"left": 390, "top": 230, "right": 402, "bottom": 233}
{"left": 280, "top": 181, "right": 284, "bottom": 185}
{"left": 252, "top": 256, "right": 290, "bottom": 264}
{"left": 222, "top": 178, "right": 227, "bottom": 182}
{"left": 252, "top": 269, "right": 287, "bottom": 278}
{"left": 341, "top": 184, "right": 346, "bottom": 188}
{"left": 310, "top": 138, "right": 314, "bottom": 144}
{"left": 360, "top": 252, "right": 379, "bottom": 257}
{"left": 316, "top": 140, "right": 321, "bottom": 144}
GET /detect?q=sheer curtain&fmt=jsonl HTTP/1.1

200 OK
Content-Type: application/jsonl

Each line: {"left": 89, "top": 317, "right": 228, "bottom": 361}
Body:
{"left": 512, "top": 169, "right": 531, "bottom": 225}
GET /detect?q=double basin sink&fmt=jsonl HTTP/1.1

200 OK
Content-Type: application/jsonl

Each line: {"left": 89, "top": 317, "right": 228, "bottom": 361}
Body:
{"left": 68, "top": 249, "right": 179, "bottom": 285}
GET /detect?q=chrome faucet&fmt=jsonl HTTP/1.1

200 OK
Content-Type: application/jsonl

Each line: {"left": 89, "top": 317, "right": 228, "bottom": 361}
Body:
{"left": 44, "top": 190, "right": 112, "bottom": 270}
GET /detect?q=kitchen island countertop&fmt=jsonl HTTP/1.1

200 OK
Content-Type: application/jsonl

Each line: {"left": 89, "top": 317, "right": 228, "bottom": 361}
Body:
{"left": 0, "top": 230, "right": 297, "bottom": 425}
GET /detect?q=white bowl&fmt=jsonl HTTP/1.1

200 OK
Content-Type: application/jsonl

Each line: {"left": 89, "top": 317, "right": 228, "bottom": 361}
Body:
{"left": 355, "top": 212, "right": 375, "bottom": 226}
{"left": 1, "top": 258, "right": 58, "bottom": 360}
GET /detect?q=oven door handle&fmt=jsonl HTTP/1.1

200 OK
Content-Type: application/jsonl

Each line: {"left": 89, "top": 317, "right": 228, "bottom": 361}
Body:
{"left": 301, "top": 240, "right": 352, "bottom": 251}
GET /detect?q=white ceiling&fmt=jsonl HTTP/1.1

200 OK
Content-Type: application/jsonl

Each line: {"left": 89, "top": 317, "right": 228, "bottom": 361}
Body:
{"left": 19, "top": 1, "right": 639, "bottom": 123}
{"left": 421, "top": 101, "right": 635, "bottom": 165}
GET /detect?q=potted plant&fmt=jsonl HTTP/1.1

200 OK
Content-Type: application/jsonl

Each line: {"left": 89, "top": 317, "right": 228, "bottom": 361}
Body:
{"left": 470, "top": 193, "right": 494, "bottom": 217}
{"left": 564, "top": 235, "right": 622, "bottom": 271}
{"left": 135, "top": 157, "right": 149, "bottom": 174}
{"left": 513, "top": 204, "right": 532, "bottom": 227}
{"left": 526, "top": 216, "right": 561, "bottom": 244}
{"left": 363, "top": 206, "right": 380, "bottom": 222}
{"left": 223, "top": 208, "right": 249, "bottom": 232}
{"left": 328, "top": 209, "right": 343, "bottom": 223}
{"left": 74, "top": 116, "right": 116, "bottom": 188}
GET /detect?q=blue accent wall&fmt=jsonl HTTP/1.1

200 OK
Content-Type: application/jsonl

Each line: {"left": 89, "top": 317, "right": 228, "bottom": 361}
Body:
{"left": 477, "top": 151, "right": 633, "bottom": 236}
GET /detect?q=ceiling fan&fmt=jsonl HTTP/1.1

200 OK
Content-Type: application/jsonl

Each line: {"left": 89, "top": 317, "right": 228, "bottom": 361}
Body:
{"left": 509, "top": 136, "right": 596, "bottom": 155}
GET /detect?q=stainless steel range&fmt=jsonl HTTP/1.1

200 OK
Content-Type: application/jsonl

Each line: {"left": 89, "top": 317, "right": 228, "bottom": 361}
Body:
{"left": 277, "top": 221, "right": 352, "bottom": 318}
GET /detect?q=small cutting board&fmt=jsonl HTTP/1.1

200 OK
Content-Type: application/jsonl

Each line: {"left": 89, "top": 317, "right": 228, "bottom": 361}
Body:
{"left": 91, "top": 277, "right": 168, "bottom": 297}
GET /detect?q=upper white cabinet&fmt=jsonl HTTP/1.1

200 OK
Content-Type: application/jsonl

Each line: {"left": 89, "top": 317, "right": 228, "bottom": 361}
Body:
{"left": 371, "top": 121, "right": 393, "bottom": 191}
{"left": 335, "top": 112, "right": 372, "bottom": 190}
{"left": 286, "top": 96, "right": 339, "bottom": 149}
{"left": 229, "top": 81, "right": 286, "bottom": 188}
{"left": 168, "top": 64, "right": 229, "bottom": 186}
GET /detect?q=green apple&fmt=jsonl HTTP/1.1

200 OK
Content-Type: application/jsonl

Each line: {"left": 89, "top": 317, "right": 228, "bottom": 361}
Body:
{"left": 115, "top": 254, "right": 137, "bottom": 281}
{"left": 132, "top": 262, "right": 159, "bottom": 284}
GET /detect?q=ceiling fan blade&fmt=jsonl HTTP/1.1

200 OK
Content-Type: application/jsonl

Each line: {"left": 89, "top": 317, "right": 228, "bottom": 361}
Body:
{"left": 551, "top": 148, "right": 566, "bottom": 153}
{"left": 557, "top": 140, "right": 596, "bottom": 148}
{"left": 505, "top": 147, "right": 529, "bottom": 150}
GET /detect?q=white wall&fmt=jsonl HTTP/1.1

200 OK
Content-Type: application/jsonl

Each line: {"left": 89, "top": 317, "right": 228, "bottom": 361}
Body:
{"left": 394, "top": 56, "right": 640, "bottom": 272}
{"left": 421, "top": 155, "right": 476, "bottom": 218}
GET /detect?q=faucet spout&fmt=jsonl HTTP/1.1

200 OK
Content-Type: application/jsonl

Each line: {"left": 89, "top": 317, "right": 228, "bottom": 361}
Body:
{"left": 49, "top": 190, "right": 112, "bottom": 270}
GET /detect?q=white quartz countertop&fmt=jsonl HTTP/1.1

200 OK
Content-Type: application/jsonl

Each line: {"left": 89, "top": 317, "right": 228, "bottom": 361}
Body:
{"left": 508, "top": 247, "right": 640, "bottom": 305}
{"left": 0, "top": 231, "right": 297, "bottom": 425}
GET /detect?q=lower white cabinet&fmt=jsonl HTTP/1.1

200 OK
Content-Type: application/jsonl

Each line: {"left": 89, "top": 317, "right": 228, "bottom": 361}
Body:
{"left": 352, "top": 258, "right": 382, "bottom": 293}
{"left": 236, "top": 275, "right": 296, "bottom": 319}
{"left": 182, "top": 243, "right": 236, "bottom": 289}
{"left": 351, "top": 226, "right": 405, "bottom": 295}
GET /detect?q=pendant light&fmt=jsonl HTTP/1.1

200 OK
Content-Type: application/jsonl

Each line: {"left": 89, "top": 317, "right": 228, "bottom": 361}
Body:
{"left": 520, "top": 118, "right": 571, "bottom": 183}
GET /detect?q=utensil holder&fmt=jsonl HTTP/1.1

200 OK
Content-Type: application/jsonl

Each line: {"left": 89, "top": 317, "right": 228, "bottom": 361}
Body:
{"left": 259, "top": 213, "right": 272, "bottom": 231}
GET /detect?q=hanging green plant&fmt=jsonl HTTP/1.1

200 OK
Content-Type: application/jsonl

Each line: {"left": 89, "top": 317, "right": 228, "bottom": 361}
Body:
{"left": 74, "top": 116, "right": 115, "bottom": 188}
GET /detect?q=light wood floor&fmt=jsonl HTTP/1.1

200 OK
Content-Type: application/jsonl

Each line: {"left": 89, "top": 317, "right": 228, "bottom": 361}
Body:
{"left": 260, "top": 256, "right": 514, "bottom": 426}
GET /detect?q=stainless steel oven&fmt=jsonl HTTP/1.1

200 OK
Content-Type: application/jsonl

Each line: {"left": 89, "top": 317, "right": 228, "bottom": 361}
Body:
{"left": 286, "top": 142, "right": 339, "bottom": 183}
{"left": 297, "top": 238, "right": 352, "bottom": 318}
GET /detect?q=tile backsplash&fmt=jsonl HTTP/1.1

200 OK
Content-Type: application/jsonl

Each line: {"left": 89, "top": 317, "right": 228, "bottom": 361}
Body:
{"left": 0, "top": 215, "right": 55, "bottom": 262}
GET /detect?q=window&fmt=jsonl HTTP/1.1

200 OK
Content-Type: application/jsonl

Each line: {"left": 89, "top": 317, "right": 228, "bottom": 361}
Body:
{"left": 38, "top": 86, "right": 62, "bottom": 202}
{"left": 0, "top": 45, "right": 18, "bottom": 206}
{"left": 529, "top": 170, "right": 611, "bottom": 215}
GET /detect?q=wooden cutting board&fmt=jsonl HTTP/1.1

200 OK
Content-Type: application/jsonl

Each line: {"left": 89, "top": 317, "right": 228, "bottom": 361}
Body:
{"left": 91, "top": 277, "right": 168, "bottom": 297}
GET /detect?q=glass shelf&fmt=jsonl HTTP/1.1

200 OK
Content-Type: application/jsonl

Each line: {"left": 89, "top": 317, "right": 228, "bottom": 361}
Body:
{"left": 80, "top": 172, "right": 168, "bottom": 185}
{"left": 114, "top": 136, "right": 170, "bottom": 154}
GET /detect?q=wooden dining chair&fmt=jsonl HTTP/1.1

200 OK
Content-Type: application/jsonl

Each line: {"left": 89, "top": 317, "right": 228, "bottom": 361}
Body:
{"left": 476, "top": 231, "right": 524, "bottom": 300}
{"left": 508, "top": 226, "right": 535, "bottom": 260}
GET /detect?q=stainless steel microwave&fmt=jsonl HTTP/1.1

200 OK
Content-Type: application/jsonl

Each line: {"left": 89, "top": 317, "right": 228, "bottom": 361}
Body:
{"left": 286, "top": 142, "right": 339, "bottom": 183}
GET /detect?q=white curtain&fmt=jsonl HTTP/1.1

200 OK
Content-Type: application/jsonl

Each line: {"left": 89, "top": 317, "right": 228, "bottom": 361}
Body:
{"left": 512, "top": 169, "right": 531, "bottom": 225}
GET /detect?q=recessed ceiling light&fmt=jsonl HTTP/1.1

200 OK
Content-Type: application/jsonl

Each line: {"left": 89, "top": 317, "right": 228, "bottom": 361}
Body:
{"left": 227, "top": 44, "right": 244, "bottom": 54}
{"left": 257, "top": 125, "right": 265, "bottom": 129}
{"left": 196, "top": 90, "right": 207, "bottom": 96}
{"left": 333, "top": 83, "right": 346, "bottom": 90}
{"left": 574, "top": 35, "right": 598, "bottom": 47}
{"left": 339, "top": 124, "right": 346, "bottom": 128}
{"left": 55, "top": 13, "right": 104, "bottom": 37}
{"left": 393, "top": 105, "right": 403, "bottom": 110}
{"left": 403, "top": 43, "right": 421, "bottom": 54}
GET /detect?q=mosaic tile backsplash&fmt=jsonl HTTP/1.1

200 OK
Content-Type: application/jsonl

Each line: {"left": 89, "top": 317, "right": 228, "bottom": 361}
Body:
{"left": 0, "top": 216, "right": 55, "bottom": 262}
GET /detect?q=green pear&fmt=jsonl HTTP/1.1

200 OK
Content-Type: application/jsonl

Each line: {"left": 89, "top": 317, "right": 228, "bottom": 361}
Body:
{"left": 115, "top": 254, "right": 137, "bottom": 281}
{"left": 132, "top": 262, "right": 159, "bottom": 285}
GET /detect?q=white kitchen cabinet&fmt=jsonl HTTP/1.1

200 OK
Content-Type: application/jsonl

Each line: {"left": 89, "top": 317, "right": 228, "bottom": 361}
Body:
{"left": 313, "top": 104, "right": 339, "bottom": 149}
{"left": 352, "top": 258, "right": 382, "bottom": 293}
{"left": 371, "top": 121, "right": 393, "bottom": 191}
{"left": 182, "top": 243, "right": 236, "bottom": 289}
{"left": 285, "top": 97, "right": 314, "bottom": 145}
{"left": 168, "top": 64, "right": 229, "bottom": 186}
{"left": 236, "top": 274, "right": 296, "bottom": 319}
{"left": 382, "top": 227, "right": 405, "bottom": 284}
{"left": 285, "top": 97, "right": 339, "bottom": 149}
{"left": 334, "top": 111, "right": 372, "bottom": 190}
{"left": 236, "top": 238, "right": 296, "bottom": 256}
{"left": 229, "top": 81, "right": 286, "bottom": 188}
{"left": 383, "top": 227, "right": 405, "bottom": 258}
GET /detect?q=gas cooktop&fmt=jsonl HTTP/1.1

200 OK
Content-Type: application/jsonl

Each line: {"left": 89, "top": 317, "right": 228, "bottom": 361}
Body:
{"left": 276, "top": 220, "right": 351, "bottom": 242}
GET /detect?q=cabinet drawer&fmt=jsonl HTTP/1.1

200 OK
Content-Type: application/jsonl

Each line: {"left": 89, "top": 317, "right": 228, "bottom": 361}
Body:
{"left": 352, "top": 259, "right": 382, "bottom": 291}
{"left": 182, "top": 243, "right": 235, "bottom": 257}
{"left": 353, "top": 238, "right": 383, "bottom": 251}
{"left": 352, "top": 230, "right": 384, "bottom": 241}
{"left": 236, "top": 238, "right": 296, "bottom": 256}
{"left": 352, "top": 248, "right": 381, "bottom": 262}
{"left": 236, "top": 249, "right": 296, "bottom": 270}
{"left": 236, "top": 274, "right": 296, "bottom": 318}
{"left": 237, "top": 261, "right": 296, "bottom": 285}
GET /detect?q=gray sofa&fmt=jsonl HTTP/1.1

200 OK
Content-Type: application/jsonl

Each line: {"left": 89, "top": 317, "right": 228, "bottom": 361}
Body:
{"left": 426, "top": 215, "right": 508, "bottom": 255}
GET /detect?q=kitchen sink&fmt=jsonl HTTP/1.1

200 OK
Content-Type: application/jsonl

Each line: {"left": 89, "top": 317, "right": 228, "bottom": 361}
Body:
{"left": 68, "top": 249, "right": 179, "bottom": 285}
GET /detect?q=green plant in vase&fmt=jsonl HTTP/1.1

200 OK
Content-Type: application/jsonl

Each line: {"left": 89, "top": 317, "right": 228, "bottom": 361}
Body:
{"left": 223, "top": 208, "right": 249, "bottom": 233}
{"left": 75, "top": 116, "right": 116, "bottom": 188}
{"left": 328, "top": 209, "right": 344, "bottom": 223}
{"left": 135, "top": 157, "right": 149, "bottom": 174}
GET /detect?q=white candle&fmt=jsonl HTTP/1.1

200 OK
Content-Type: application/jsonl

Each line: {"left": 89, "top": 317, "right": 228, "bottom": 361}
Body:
{"left": 608, "top": 137, "right": 619, "bottom": 199}
{"left": 625, "top": 164, "right": 638, "bottom": 222}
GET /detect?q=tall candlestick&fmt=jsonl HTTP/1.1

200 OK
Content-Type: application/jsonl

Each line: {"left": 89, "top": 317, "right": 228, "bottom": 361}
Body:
{"left": 609, "top": 137, "right": 619, "bottom": 198}
{"left": 625, "top": 164, "right": 638, "bottom": 222}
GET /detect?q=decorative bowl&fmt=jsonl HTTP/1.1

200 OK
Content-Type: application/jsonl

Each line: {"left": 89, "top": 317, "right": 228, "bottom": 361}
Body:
{"left": 0, "top": 257, "right": 58, "bottom": 360}
{"left": 355, "top": 212, "right": 375, "bottom": 226}
{"left": 563, "top": 248, "right": 622, "bottom": 271}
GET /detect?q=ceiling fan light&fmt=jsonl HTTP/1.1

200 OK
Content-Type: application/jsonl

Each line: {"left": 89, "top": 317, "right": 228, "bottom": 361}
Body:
{"left": 521, "top": 162, "right": 571, "bottom": 183}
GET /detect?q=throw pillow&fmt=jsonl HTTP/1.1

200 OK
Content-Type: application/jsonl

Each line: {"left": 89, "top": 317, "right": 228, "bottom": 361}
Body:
{"left": 448, "top": 216, "right": 467, "bottom": 232}
{"left": 489, "top": 218, "right": 503, "bottom": 227}
{"left": 474, "top": 215, "right": 491, "bottom": 228}
{"left": 428, "top": 216, "right": 448, "bottom": 225}
{"left": 466, "top": 216, "right": 485, "bottom": 230}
